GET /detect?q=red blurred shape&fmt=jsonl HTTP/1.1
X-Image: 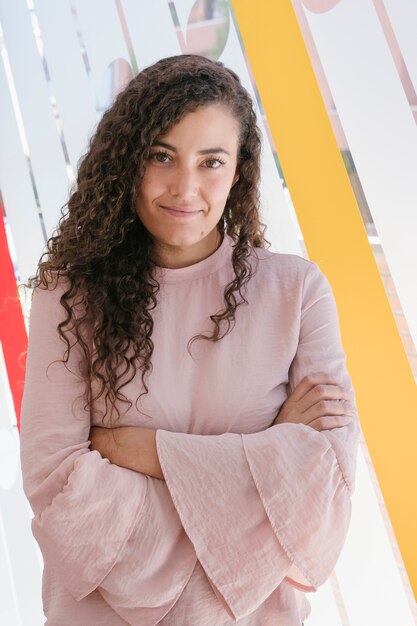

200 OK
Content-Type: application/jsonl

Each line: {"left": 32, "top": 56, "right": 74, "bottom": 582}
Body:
{"left": 0, "top": 199, "right": 28, "bottom": 432}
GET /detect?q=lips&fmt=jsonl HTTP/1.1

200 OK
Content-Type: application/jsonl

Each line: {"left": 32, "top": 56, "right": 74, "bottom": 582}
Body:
{"left": 161, "top": 205, "right": 202, "bottom": 217}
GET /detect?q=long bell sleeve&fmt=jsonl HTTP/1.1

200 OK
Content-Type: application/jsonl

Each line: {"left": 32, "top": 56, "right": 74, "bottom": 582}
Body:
{"left": 19, "top": 280, "right": 198, "bottom": 625}
{"left": 155, "top": 261, "right": 360, "bottom": 621}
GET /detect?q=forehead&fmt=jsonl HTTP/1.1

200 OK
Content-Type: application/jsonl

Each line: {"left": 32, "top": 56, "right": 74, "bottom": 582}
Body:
{"left": 156, "top": 104, "right": 240, "bottom": 149}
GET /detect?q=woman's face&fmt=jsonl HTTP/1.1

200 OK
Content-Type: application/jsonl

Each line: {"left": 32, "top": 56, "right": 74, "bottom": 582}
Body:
{"left": 135, "top": 103, "right": 240, "bottom": 268}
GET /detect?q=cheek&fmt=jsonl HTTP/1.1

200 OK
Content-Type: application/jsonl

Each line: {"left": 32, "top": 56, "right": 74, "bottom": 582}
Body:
{"left": 204, "top": 175, "right": 233, "bottom": 202}
{"left": 138, "top": 170, "right": 164, "bottom": 202}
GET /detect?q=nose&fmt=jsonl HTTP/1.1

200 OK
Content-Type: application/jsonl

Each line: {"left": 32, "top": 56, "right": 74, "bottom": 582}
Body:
{"left": 168, "top": 164, "right": 199, "bottom": 199}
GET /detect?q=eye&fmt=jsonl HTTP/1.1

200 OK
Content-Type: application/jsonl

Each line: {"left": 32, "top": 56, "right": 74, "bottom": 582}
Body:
{"left": 149, "top": 150, "right": 171, "bottom": 163}
{"left": 203, "top": 157, "right": 226, "bottom": 169}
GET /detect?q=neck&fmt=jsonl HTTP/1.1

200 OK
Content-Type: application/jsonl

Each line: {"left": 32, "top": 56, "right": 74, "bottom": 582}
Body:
{"left": 152, "top": 229, "right": 224, "bottom": 269}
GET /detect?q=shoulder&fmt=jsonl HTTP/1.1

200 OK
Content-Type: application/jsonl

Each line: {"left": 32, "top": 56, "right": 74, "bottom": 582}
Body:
{"left": 30, "top": 273, "right": 68, "bottom": 314}
{"left": 30, "top": 273, "right": 86, "bottom": 325}
{"left": 248, "top": 246, "right": 334, "bottom": 310}
{"left": 250, "top": 245, "right": 324, "bottom": 285}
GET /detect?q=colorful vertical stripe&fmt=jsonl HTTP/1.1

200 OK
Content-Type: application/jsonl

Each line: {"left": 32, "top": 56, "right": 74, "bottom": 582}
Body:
{"left": 232, "top": 0, "right": 417, "bottom": 600}
{"left": 0, "top": 201, "right": 27, "bottom": 431}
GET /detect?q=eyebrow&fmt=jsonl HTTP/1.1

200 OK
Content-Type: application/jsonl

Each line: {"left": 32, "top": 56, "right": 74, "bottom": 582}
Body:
{"left": 151, "top": 140, "right": 231, "bottom": 156}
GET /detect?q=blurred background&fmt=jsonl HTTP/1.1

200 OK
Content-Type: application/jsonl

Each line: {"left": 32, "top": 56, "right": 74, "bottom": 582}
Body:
{"left": 1, "top": 1, "right": 416, "bottom": 624}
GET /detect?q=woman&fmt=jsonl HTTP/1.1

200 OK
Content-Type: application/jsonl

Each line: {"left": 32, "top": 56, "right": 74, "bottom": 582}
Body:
{"left": 19, "top": 54, "right": 360, "bottom": 625}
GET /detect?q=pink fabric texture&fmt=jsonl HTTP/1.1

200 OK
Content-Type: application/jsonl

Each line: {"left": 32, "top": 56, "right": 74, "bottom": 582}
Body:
{"left": 19, "top": 233, "right": 360, "bottom": 624}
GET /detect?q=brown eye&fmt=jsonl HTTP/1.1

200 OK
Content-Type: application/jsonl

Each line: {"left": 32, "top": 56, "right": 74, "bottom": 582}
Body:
{"left": 204, "top": 157, "right": 226, "bottom": 169}
{"left": 150, "top": 151, "right": 170, "bottom": 163}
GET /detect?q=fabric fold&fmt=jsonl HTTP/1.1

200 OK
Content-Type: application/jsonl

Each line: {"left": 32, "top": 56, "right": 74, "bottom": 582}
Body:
{"left": 156, "top": 429, "right": 293, "bottom": 621}
{"left": 19, "top": 244, "right": 360, "bottom": 625}
{"left": 19, "top": 280, "right": 198, "bottom": 625}
{"left": 155, "top": 260, "right": 360, "bottom": 620}
{"left": 242, "top": 422, "right": 353, "bottom": 591}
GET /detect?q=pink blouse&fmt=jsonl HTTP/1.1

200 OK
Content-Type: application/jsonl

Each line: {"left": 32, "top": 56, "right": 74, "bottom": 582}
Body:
{"left": 19, "top": 233, "right": 360, "bottom": 625}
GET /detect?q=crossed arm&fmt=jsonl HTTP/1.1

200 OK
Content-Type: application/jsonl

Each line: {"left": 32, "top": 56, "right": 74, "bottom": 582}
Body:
{"left": 89, "top": 425, "right": 164, "bottom": 480}
{"left": 21, "top": 261, "right": 359, "bottom": 622}
{"left": 89, "top": 365, "right": 353, "bottom": 483}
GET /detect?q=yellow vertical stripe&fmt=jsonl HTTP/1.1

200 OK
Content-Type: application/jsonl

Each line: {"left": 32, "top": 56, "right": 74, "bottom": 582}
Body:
{"left": 232, "top": 0, "right": 417, "bottom": 600}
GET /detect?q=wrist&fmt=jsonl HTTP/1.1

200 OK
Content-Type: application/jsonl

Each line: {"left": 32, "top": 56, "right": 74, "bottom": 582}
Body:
{"left": 112, "top": 426, "right": 164, "bottom": 480}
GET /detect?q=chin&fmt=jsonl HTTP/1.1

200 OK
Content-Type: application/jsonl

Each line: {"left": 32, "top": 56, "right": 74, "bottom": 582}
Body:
{"left": 157, "top": 232, "right": 202, "bottom": 247}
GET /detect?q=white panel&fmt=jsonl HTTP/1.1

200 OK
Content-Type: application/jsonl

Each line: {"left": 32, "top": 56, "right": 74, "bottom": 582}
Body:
{"left": 172, "top": 0, "right": 196, "bottom": 40}
{"left": 384, "top": 0, "right": 417, "bottom": 97}
{"left": 0, "top": 60, "right": 45, "bottom": 284}
{"left": 0, "top": 344, "right": 44, "bottom": 625}
{"left": 302, "top": 0, "right": 417, "bottom": 357}
{"left": 334, "top": 445, "right": 415, "bottom": 624}
{"left": 34, "top": 0, "right": 98, "bottom": 171}
{"left": 0, "top": 512, "right": 20, "bottom": 626}
{"left": 0, "top": 0, "right": 72, "bottom": 240}
{"left": 306, "top": 579, "right": 343, "bottom": 625}
{"left": 0, "top": 475, "right": 44, "bottom": 626}
{"left": 73, "top": 0, "right": 131, "bottom": 102}
{"left": 221, "top": 11, "right": 302, "bottom": 254}
{"left": 121, "top": 0, "right": 181, "bottom": 69}
{"left": 0, "top": 430, "right": 18, "bottom": 490}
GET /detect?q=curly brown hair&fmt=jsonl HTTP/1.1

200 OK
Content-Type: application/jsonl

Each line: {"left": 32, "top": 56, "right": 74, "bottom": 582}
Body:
{"left": 23, "top": 53, "right": 270, "bottom": 426}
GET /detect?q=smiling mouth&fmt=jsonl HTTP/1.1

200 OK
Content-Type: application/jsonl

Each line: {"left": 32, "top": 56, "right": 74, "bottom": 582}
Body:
{"left": 161, "top": 205, "right": 202, "bottom": 217}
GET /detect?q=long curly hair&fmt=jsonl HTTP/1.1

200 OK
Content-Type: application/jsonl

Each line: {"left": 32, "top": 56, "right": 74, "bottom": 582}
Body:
{"left": 23, "top": 53, "right": 270, "bottom": 426}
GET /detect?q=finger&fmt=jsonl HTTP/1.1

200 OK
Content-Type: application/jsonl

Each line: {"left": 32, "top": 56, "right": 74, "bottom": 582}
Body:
{"left": 307, "top": 415, "right": 352, "bottom": 432}
{"left": 302, "top": 399, "right": 351, "bottom": 421}
{"left": 288, "top": 373, "right": 343, "bottom": 402}
{"left": 298, "top": 384, "right": 351, "bottom": 413}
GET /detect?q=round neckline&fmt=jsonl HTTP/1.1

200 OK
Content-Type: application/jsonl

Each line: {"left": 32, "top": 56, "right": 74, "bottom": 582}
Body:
{"left": 152, "top": 232, "right": 234, "bottom": 284}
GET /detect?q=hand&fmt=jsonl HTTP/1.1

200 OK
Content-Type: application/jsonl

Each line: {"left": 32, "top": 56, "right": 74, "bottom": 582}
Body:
{"left": 273, "top": 372, "right": 354, "bottom": 432}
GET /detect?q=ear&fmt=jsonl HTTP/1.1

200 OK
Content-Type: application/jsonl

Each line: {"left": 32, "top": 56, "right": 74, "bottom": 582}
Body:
{"left": 232, "top": 172, "right": 240, "bottom": 186}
